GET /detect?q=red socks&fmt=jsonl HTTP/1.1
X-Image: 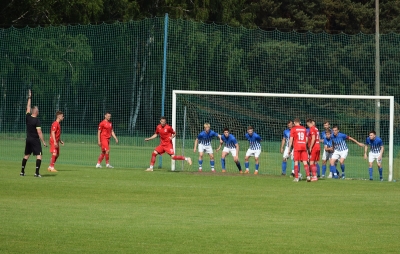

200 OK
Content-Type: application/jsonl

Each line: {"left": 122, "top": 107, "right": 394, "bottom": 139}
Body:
{"left": 311, "top": 165, "right": 317, "bottom": 177}
{"left": 172, "top": 155, "right": 185, "bottom": 160}
{"left": 304, "top": 165, "right": 310, "bottom": 176}
{"left": 105, "top": 154, "right": 110, "bottom": 164}
{"left": 150, "top": 152, "right": 157, "bottom": 166}
{"left": 294, "top": 165, "right": 299, "bottom": 178}
{"left": 98, "top": 153, "right": 105, "bottom": 164}
{"left": 50, "top": 155, "right": 57, "bottom": 167}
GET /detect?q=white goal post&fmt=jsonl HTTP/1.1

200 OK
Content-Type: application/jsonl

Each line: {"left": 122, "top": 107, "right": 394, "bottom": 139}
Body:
{"left": 172, "top": 90, "right": 394, "bottom": 181}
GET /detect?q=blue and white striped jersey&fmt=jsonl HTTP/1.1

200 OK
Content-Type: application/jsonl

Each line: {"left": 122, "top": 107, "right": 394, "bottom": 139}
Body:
{"left": 197, "top": 130, "right": 219, "bottom": 146}
{"left": 331, "top": 132, "right": 349, "bottom": 151}
{"left": 283, "top": 129, "right": 291, "bottom": 148}
{"left": 221, "top": 134, "right": 238, "bottom": 149}
{"left": 365, "top": 136, "right": 383, "bottom": 154}
{"left": 245, "top": 132, "right": 262, "bottom": 150}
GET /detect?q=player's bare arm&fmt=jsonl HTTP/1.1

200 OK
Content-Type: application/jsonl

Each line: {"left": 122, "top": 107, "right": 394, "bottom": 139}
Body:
{"left": 98, "top": 129, "right": 102, "bottom": 146}
{"left": 170, "top": 133, "right": 176, "bottom": 140}
{"left": 349, "top": 137, "right": 364, "bottom": 147}
{"left": 280, "top": 137, "right": 285, "bottom": 153}
{"left": 194, "top": 138, "right": 198, "bottom": 152}
{"left": 234, "top": 143, "right": 239, "bottom": 161}
{"left": 51, "top": 130, "right": 58, "bottom": 148}
{"left": 26, "top": 89, "right": 31, "bottom": 113}
{"left": 364, "top": 144, "right": 368, "bottom": 159}
{"left": 216, "top": 140, "right": 223, "bottom": 151}
{"left": 37, "top": 128, "right": 46, "bottom": 147}
{"left": 112, "top": 130, "right": 118, "bottom": 143}
{"left": 145, "top": 133, "right": 158, "bottom": 141}
{"left": 379, "top": 146, "right": 384, "bottom": 160}
{"left": 288, "top": 137, "right": 293, "bottom": 150}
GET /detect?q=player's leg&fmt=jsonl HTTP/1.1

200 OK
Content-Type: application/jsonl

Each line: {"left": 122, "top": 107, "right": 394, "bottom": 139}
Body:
{"left": 146, "top": 147, "right": 162, "bottom": 171}
{"left": 377, "top": 158, "right": 383, "bottom": 181}
{"left": 48, "top": 144, "right": 58, "bottom": 172}
{"left": 221, "top": 148, "right": 229, "bottom": 172}
{"left": 230, "top": 149, "right": 242, "bottom": 173}
{"left": 339, "top": 150, "right": 348, "bottom": 179}
{"left": 330, "top": 152, "right": 340, "bottom": 179}
{"left": 96, "top": 142, "right": 106, "bottom": 168}
{"left": 293, "top": 151, "right": 301, "bottom": 181}
{"left": 198, "top": 151, "right": 204, "bottom": 172}
{"left": 209, "top": 152, "right": 216, "bottom": 172}
{"left": 254, "top": 155, "right": 260, "bottom": 175}
{"left": 170, "top": 145, "right": 192, "bottom": 165}
{"left": 21, "top": 140, "right": 32, "bottom": 176}
{"left": 282, "top": 147, "right": 289, "bottom": 175}
{"left": 244, "top": 149, "right": 251, "bottom": 173}
{"left": 32, "top": 139, "right": 43, "bottom": 177}
{"left": 104, "top": 140, "right": 113, "bottom": 168}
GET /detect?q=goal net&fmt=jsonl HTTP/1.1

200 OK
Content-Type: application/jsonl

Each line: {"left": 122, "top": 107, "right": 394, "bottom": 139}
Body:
{"left": 172, "top": 90, "right": 394, "bottom": 181}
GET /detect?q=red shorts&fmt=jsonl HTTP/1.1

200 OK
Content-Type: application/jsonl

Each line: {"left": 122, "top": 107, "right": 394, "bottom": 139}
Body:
{"left": 101, "top": 139, "right": 110, "bottom": 152}
{"left": 293, "top": 150, "right": 308, "bottom": 162}
{"left": 155, "top": 144, "right": 174, "bottom": 155}
{"left": 309, "top": 148, "right": 320, "bottom": 162}
{"left": 50, "top": 145, "right": 59, "bottom": 155}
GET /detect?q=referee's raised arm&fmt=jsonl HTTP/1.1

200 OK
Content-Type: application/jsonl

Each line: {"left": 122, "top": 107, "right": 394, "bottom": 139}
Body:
{"left": 26, "top": 89, "right": 31, "bottom": 113}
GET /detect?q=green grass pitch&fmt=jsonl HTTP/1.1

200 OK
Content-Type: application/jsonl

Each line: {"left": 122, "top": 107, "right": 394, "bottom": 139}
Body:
{"left": 1, "top": 139, "right": 400, "bottom": 253}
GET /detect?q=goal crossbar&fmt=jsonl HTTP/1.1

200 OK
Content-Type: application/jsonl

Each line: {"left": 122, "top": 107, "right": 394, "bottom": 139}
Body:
{"left": 172, "top": 90, "right": 394, "bottom": 182}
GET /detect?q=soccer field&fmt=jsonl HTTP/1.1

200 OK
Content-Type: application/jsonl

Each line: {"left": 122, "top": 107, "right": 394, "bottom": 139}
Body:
{"left": 1, "top": 159, "right": 400, "bottom": 253}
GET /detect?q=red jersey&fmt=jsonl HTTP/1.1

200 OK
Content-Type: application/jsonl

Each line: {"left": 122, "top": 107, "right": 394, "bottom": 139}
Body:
{"left": 50, "top": 121, "right": 61, "bottom": 143}
{"left": 155, "top": 124, "right": 175, "bottom": 146}
{"left": 308, "top": 126, "right": 320, "bottom": 150}
{"left": 290, "top": 125, "right": 307, "bottom": 151}
{"left": 98, "top": 120, "right": 113, "bottom": 140}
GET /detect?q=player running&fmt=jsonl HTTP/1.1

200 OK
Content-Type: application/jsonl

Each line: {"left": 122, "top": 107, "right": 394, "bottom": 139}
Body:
{"left": 47, "top": 111, "right": 64, "bottom": 172}
{"left": 216, "top": 128, "right": 243, "bottom": 173}
{"left": 193, "top": 123, "right": 222, "bottom": 172}
{"left": 280, "top": 120, "right": 294, "bottom": 176}
{"left": 96, "top": 112, "right": 118, "bottom": 168}
{"left": 363, "top": 130, "right": 384, "bottom": 181}
{"left": 20, "top": 89, "right": 47, "bottom": 177}
{"left": 330, "top": 126, "right": 363, "bottom": 179}
{"left": 145, "top": 116, "right": 192, "bottom": 171}
{"left": 289, "top": 118, "right": 308, "bottom": 182}
{"left": 306, "top": 119, "right": 320, "bottom": 182}
{"left": 244, "top": 126, "right": 262, "bottom": 175}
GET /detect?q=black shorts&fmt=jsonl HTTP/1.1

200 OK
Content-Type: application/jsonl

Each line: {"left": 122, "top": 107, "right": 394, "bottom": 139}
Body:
{"left": 25, "top": 138, "right": 42, "bottom": 156}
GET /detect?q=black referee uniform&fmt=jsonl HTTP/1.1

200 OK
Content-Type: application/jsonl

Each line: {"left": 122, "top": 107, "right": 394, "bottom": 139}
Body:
{"left": 21, "top": 113, "right": 43, "bottom": 176}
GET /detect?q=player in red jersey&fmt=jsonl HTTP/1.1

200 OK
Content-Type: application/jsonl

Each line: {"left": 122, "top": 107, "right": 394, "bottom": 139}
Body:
{"left": 289, "top": 118, "right": 309, "bottom": 182}
{"left": 306, "top": 118, "right": 320, "bottom": 182}
{"left": 145, "top": 116, "right": 192, "bottom": 171}
{"left": 96, "top": 112, "right": 118, "bottom": 168}
{"left": 47, "top": 111, "right": 64, "bottom": 172}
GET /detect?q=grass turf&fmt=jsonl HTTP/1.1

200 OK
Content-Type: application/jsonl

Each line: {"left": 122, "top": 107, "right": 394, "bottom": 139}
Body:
{"left": 0, "top": 160, "right": 399, "bottom": 253}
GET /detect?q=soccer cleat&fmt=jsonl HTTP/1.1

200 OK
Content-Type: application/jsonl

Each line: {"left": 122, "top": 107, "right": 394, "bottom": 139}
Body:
{"left": 145, "top": 168, "right": 153, "bottom": 172}
{"left": 221, "top": 169, "right": 226, "bottom": 173}
{"left": 293, "top": 178, "right": 299, "bottom": 182}
{"left": 211, "top": 169, "right": 215, "bottom": 173}
{"left": 47, "top": 167, "right": 58, "bottom": 172}
{"left": 281, "top": 173, "right": 286, "bottom": 176}
{"left": 239, "top": 170, "right": 244, "bottom": 174}
{"left": 290, "top": 172, "right": 294, "bottom": 178}
{"left": 306, "top": 176, "right": 311, "bottom": 182}
{"left": 328, "top": 172, "right": 332, "bottom": 179}
{"left": 298, "top": 173, "right": 303, "bottom": 181}
{"left": 341, "top": 174, "right": 345, "bottom": 180}
{"left": 380, "top": 178, "right": 383, "bottom": 182}
{"left": 244, "top": 170, "right": 249, "bottom": 174}
{"left": 186, "top": 157, "right": 192, "bottom": 165}
{"left": 254, "top": 171, "right": 259, "bottom": 175}
{"left": 20, "top": 172, "right": 25, "bottom": 177}
{"left": 311, "top": 176, "right": 318, "bottom": 182}
{"left": 34, "top": 174, "right": 41, "bottom": 178}
{"left": 333, "top": 175, "right": 339, "bottom": 179}
{"left": 370, "top": 178, "right": 373, "bottom": 181}
{"left": 95, "top": 164, "right": 102, "bottom": 168}
{"left": 321, "top": 175, "right": 325, "bottom": 178}
{"left": 106, "top": 164, "right": 114, "bottom": 168}
{"left": 198, "top": 168, "right": 202, "bottom": 172}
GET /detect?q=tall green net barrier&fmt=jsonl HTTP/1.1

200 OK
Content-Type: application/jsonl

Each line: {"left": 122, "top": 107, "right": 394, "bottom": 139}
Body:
{"left": 0, "top": 17, "right": 399, "bottom": 178}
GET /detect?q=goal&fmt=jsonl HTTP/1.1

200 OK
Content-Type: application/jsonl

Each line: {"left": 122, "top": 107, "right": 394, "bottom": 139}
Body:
{"left": 171, "top": 90, "right": 394, "bottom": 181}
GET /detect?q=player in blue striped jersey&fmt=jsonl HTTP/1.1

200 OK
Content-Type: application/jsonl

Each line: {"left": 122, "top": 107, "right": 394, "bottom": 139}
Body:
{"left": 217, "top": 128, "right": 242, "bottom": 173}
{"left": 280, "top": 120, "right": 295, "bottom": 176}
{"left": 363, "top": 130, "right": 384, "bottom": 181}
{"left": 193, "top": 123, "right": 222, "bottom": 172}
{"left": 330, "top": 126, "right": 364, "bottom": 179}
{"left": 244, "top": 126, "right": 262, "bottom": 174}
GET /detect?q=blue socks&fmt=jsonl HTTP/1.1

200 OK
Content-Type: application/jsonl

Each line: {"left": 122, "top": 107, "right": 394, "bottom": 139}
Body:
{"left": 322, "top": 165, "right": 326, "bottom": 176}
{"left": 236, "top": 161, "right": 242, "bottom": 171}
{"left": 199, "top": 160, "right": 203, "bottom": 169}
{"left": 282, "top": 161, "right": 287, "bottom": 174}
{"left": 369, "top": 167, "right": 373, "bottom": 179}
{"left": 316, "top": 163, "right": 320, "bottom": 176}
{"left": 255, "top": 163, "right": 259, "bottom": 170}
{"left": 221, "top": 158, "right": 225, "bottom": 169}
{"left": 210, "top": 160, "right": 215, "bottom": 170}
{"left": 379, "top": 167, "right": 383, "bottom": 179}
{"left": 245, "top": 162, "right": 249, "bottom": 170}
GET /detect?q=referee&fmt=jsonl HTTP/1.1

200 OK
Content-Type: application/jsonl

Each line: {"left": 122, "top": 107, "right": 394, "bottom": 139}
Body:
{"left": 20, "top": 90, "right": 47, "bottom": 177}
